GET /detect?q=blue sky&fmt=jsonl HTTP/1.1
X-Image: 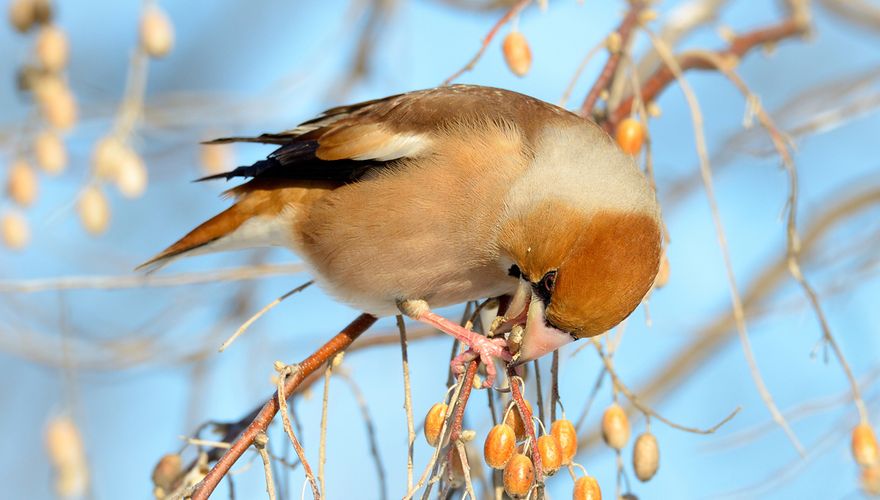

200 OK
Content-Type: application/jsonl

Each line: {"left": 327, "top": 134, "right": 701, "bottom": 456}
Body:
{"left": 1, "top": 1, "right": 879, "bottom": 499}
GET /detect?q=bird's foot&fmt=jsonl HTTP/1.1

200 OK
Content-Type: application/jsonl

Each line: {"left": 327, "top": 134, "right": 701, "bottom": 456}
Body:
{"left": 450, "top": 336, "right": 509, "bottom": 388}
{"left": 398, "top": 299, "right": 513, "bottom": 388}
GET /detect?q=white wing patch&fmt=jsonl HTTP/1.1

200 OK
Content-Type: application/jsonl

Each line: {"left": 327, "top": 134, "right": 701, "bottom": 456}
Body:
{"left": 350, "top": 133, "right": 430, "bottom": 161}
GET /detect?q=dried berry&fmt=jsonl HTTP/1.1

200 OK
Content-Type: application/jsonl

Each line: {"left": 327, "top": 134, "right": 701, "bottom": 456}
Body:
{"left": 78, "top": 185, "right": 110, "bottom": 235}
{"left": 35, "top": 77, "right": 76, "bottom": 129}
{"left": 115, "top": 148, "right": 148, "bottom": 198}
{"left": 632, "top": 432, "right": 659, "bottom": 481}
{"left": 9, "top": 0, "right": 35, "bottom": 32}
{"left": 424, "top": 402, "right": 448, "bottom": 447}
{"left": 93, "top": 136, "right": 127, "bottom": 180}
{"left": 2, "top": 211, "right": 29, "bottom": 250}
{"left": 140, "top": 6, "right": 174, "bottom": 58}
{"left": 537, "top": 434, "right": 562, "bottom": 475}
{"left": 615, "top": 117, "right": 646, "bottom": 156}
{"left": 502, "top": 452, "right": 534, "bottom": 498}
{"left": 484, "top": 423, "right": 516, "bottom": 469}
{"left": 7, "top": 159, "right": 38, "bottom": 207}
{"left": 35, "top": 129, "right": 66, "bottom": 175}
{"left": 152, "top": 453, "right": 182, "bottom": 493}
{"left": 502, "top": 31, "right": 532, "bottom": 77}
{"left": 45, "top": 415, "right": 88, "bottom": 498}
{"left": 36, "top": 24, "right": 68, "bottom": 72}
{"left": 601, "top": 403, "right": 630, "bottom": 450}
{"left": 572, "top": 475, "right": 602, "bottom": 500}
{"left": 551, "top": 419, "right": 578, "bottom": 465}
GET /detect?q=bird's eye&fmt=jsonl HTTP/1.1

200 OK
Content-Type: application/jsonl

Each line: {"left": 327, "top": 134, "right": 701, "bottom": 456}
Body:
{"left": 508, "top": 264, "right": 521, "bottom": 279}
{"left": 533, "top": 270, "right": 558, "bottom": 303}
{"left": 540, "top": 270, "right": 558, "bottom": 294}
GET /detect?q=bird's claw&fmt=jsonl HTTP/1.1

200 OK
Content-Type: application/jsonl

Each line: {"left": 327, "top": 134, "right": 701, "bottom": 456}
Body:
{"left": 450, "top": 336, "right": 509, "bottom": 388}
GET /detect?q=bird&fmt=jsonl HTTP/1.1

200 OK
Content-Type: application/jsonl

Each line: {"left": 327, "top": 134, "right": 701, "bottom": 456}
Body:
{"left": 140, "top": 85, "right": 662, "bottom": 387}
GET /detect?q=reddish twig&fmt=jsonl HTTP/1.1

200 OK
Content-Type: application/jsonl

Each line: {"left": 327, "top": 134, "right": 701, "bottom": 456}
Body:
{"left": 190, "top": 313, "right": 378, "bottom": 500}
{"left": 449, "top": 361, "right": 479, "bottom": 443}
{"left": 579, "top": 1, "right": 646, "bottom": 117}
{"left": 609, "top": 14, "right": 809, "bottom": 126}
{"left": 443, "top": 0, "right": 532, "bottom": 85}
{"left": 507, "top": 368, "right": 544, "bottom": 489}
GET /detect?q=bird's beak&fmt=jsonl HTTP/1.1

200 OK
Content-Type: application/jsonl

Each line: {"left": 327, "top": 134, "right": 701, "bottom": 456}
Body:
{"left": 510, "top": 290, "right": 574, "bottom": 366}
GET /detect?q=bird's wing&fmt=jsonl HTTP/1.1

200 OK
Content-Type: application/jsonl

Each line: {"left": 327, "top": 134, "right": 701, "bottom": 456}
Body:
{"left": 199, "top": 85, "right": 576, "bottom": 183}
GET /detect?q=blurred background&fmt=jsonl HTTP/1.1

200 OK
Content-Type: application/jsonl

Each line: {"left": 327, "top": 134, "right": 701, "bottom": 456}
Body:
{"left": 1, "top": 0, "right": 880, "bottom": 498}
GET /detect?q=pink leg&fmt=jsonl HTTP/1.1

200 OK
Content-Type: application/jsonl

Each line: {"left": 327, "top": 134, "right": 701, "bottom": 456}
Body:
{"left": 399, "top": 300, "right": 512, "bottom": 388}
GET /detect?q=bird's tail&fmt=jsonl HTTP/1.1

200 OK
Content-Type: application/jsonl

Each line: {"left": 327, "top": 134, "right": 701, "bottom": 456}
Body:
{"left": 137, "top": 179, "right": 337, "bottom": 273}
{"left": 136, "top": 202, "right": 256, "bottom": 273}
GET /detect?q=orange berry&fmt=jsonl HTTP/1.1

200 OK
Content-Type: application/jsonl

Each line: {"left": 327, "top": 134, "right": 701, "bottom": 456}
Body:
{"left": 424, "top": 402, "right": 448, "bottom": 447}
{"left": 632, "top": 432, "right": 659, "bottom": 482}
{"left": 572, "top": 475, "right": 602, "bottom": 500}
{"left": 504, "top": 400, "right": 533, "bottom": 441}
{"left": 862, "top": 464, "right": 880, "bottom": 496}
{"left": 502, "top": 453, "right": 534, "bottom": 498}
{"left": 601, "top": 403, "right": 630, "bottom": 450}
{"left": 484, "top": 423, "right": 516, "bottom": 469}
{"left": 551, "top": 419, "right": 578, "bottom": 465}
{"left": 615, "top": 117, "right": 645, "bottom": 156}
{"left": 853, "top": 423, "right": 880, "bottom": 467}
{"left": 502, "top": 31, "right": 532, "bottom": 77}
{"left": 537, "top": 434, "right": 562, "bottom": 475}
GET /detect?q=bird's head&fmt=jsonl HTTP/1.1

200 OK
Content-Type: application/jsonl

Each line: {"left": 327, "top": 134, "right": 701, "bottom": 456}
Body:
{"left": 497, "top": 124, "right": 662, "bottom": 364}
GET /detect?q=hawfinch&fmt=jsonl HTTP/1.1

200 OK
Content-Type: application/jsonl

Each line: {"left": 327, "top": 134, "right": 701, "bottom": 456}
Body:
{"left": 141, "top": 85, "right": 661, "bottom": 386}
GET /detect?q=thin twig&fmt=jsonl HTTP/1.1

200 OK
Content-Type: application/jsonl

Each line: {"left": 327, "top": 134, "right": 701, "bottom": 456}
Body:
{"left": 190, "top": 313, "right": 377, "bottom": 500}
{"left": 558, "top": 39, "right": 606, "bottom": 108}
{"left": 611, "top": 6, "right": 810, "bottom": 125}
{"left": 454, "top": 440, "right": 477, "bottom": 500}
{"left": 443, "top": 0, "right": 532, "bottom": 85}
{"left": 579, "top": 1, "right": 646, "bottom": 117}
{"left": 592, "top": 339, "right": 738, "bottom": 434}
{"left": 318, "top": 357, "right": 334, "bottom": 498}
{"left": 396, "top": 316, "right": 416, "bottom": 493}
{"left": 645, "top": 29, "right": 803, "bottom": 454}
{"left": 220, "top": 281, "right": 313, "bottom": 352}
{"left": 0, "top": 263, "right": 306, "bottom": 293}
{"left": 253, "top": 432, "right": 277, "bottom": 500}
{"left": 533, "top": 359, "right": 545, "bottom": 425}
{"left": 404, "top": 365, "right": 470, "bottom": 500}
{"left": 686, "top": 48, "right": 869, "bottom": 425}
{"left": 278, "top": 365, "right": 321, "bottom": 500}
{"left": 508, "top": 371, "right": 544, "bottom": 488}
{"left": 574, "top": 367, "right": 606, "bottom": 433}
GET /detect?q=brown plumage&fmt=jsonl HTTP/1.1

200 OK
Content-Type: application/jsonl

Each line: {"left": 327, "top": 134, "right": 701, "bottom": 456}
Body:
{"left": 142, "top": 85, "right": 662, "bottom": 380}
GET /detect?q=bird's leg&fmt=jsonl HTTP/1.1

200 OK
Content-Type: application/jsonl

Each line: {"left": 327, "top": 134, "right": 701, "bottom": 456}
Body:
{"left": 398, "top": 299, "right": 512, "bottom": 388}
